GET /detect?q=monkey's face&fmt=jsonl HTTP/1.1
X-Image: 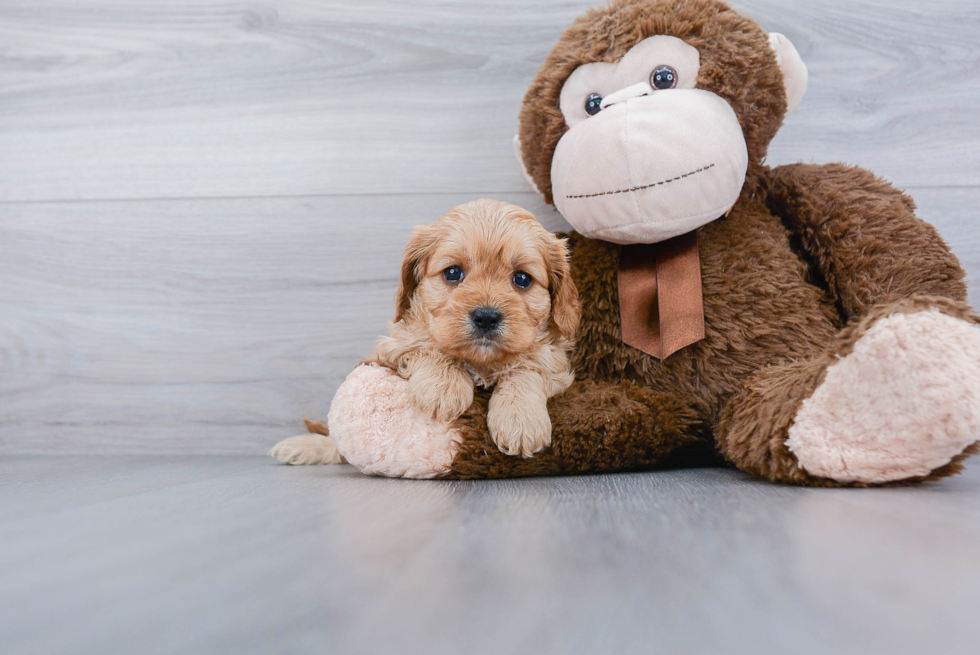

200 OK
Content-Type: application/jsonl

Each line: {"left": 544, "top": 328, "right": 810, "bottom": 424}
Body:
{"left": 516, "top": 0, "right": 808, "bottom": 245}
{"left": 552, "top": 36, "right": 748, "bottom": 244}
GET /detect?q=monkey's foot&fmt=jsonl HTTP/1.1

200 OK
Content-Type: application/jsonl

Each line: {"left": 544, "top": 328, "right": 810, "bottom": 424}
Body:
{"left": 326, "top": 364, "right": 464, "bottom": 478}
{"left": 787, "top": 309, "right": 980, "bottom": 483}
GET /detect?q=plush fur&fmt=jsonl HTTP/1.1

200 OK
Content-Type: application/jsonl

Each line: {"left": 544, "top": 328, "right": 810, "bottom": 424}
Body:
{"left": 327, "top": 364, "right": 463, "bottom": 478}
{"left": 786, "top": 309, "right": 980, "bottom": 483}
{"left": 518, "top": 0, "right": 788, "bottom": 204}
{"left": 273, "top": 0, "right": 980, "bottom": 486}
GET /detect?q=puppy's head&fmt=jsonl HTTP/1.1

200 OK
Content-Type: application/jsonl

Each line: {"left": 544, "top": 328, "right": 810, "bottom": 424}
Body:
{"left": 395, "top": 199, "right": 579, "bottom": 367}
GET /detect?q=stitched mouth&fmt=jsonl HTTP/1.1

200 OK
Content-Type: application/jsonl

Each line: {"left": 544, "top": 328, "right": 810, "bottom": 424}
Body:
{"left": 565, "top": 163, "right": 715, "bottom": 200}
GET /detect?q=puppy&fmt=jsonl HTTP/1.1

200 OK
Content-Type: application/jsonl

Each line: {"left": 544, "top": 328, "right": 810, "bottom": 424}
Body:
{"left": 367, "top": 199, "right": 580, "bottom": 457}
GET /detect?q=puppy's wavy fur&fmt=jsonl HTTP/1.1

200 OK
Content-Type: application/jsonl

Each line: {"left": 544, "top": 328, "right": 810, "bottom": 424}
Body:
{"left": 366, "top": 199, "right": 580, "bottom": 457}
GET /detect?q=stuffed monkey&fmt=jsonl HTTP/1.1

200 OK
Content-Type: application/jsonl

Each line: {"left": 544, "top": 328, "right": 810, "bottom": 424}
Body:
{"left": 272, "top": 0, "right": 980, "bottom": 486}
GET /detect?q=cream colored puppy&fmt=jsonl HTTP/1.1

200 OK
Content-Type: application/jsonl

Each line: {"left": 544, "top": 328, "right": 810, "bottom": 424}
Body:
{"left": 367, "top": 199, "right": 580, "bottom": 457}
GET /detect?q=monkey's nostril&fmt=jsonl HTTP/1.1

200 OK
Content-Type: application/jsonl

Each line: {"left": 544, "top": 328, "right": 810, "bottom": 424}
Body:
{"left": 470, "top": 307, "right": 503, "bottom": 333}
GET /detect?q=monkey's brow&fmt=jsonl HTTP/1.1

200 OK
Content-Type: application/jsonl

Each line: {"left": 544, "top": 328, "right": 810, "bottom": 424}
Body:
{"left": 565, "top": 163, "right": 715, "bottom": 199}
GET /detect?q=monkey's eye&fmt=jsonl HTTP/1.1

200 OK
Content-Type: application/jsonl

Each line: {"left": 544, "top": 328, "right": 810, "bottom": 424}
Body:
{"left": 584, "top": 93, "right": 603, "bottom": 116}
{"left": 650, "top": 65, "right": 678, "bottom": 90}
{"left": 443, "top": 266, "right": 464, "bottom": 283}
{"left": 513, "top": 271, "right": 533, "bottom": 289}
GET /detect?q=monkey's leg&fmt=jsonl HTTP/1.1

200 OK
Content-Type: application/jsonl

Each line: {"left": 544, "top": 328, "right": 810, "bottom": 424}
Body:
{"left": 767, "top": 163, "right": 967, "bottom": 319}
{"left": 445, "top": 379, "right": 704, "bottom": 479}
{"left": 717, "top": 297, "right": 980, "bottom": 486}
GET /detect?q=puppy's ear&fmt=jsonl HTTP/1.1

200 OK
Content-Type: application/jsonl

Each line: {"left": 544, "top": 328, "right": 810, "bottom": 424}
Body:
{"left": 547, "top": 237, "right": 580, "bottom": 340}
{"left": 395, "top": 225, "right": 438, "bottom": 322}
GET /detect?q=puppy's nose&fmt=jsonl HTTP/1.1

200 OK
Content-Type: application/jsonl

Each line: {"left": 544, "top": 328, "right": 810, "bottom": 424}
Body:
{"left": 470, "top": 306, "right": 503, "bottom": 333}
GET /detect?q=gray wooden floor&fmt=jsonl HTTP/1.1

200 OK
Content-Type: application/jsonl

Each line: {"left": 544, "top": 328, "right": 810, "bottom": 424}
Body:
{"left": 2, "top": 2, "right": 980, "bottom": 653}
{"left": 2, "top": 457, "right": 979, "bottom": 655}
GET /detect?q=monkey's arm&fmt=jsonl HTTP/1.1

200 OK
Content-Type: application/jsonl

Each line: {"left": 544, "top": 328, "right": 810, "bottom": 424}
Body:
{"left": 444, "top": 379, "right": 705, "bottom": 479}
{"left": 318, "top": 362, "right": 708, "bottom": 479}
{"left": 766, "top": 163, "right": 967, "bottom": 322}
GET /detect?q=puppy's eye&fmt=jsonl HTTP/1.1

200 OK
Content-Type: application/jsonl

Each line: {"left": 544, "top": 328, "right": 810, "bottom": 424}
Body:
{"left": 584, "top": 93, "right": 603, "bottom": 116}
{"left": 443, "top": 266, "right": 464, "bottom": 283}
{"left": 512, "top": 271, "right": 533, "bottom": 289}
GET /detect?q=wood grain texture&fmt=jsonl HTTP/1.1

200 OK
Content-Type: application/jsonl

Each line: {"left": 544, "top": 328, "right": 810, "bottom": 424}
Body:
{"left": 2, "top": 4, "right": 979, "bottom": 650}
{"left": 0, "top": 189, "right": 975, "bottom": 454}
{"left": 0, "top": 0, "right": 978, "bottom": 202}
{"left": 0, "top": 192, "right": 565, "bottom": 453}
{"left": 1, "top": 457, "right": 979, "bottom": 655}
{"left": 1, "top": 0, "right": 978, "bottom": 454}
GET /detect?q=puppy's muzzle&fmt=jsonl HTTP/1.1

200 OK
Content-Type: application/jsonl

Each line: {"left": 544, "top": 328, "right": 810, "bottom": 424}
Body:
{"left": 470, "top": 306, "right": 503, "bottom": 337}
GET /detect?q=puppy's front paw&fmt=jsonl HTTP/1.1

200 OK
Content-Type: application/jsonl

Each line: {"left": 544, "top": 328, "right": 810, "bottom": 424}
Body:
{"left": 487, "top": 393, "right": 552, "bottom": 458}
{"left": 409, "top": 366, "right": 474, "bottom": 422}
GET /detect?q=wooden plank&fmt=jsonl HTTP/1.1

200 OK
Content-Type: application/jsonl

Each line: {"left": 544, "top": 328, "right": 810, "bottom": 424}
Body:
{"left": 0, "top": 0, "right": 978, "bottom": 202}
{"left": 0, "top": 457, "right": 978, "bottom": 654}
{"left": 910, "top": 187, "right": 980, "bottom": 305}
{"left": 0, "top": 455, "right": 263, "bottom": 523}
{"left": 0, "top": 192, "right": 564, "bottom": 454}
{"left": 0, "top": 189, "right": 975, "bottom": 454}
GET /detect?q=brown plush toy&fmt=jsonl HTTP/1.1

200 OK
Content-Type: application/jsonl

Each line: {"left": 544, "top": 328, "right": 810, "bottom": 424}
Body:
{"left": 271, "top": 0, "right": 980, "bottom": 486}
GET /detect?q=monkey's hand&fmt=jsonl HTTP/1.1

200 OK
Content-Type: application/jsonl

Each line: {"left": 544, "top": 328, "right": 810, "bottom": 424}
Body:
{"left": 487, "top": 371, "right": 552, "bottom": 458}
{"left": 407, "top": 356, "right": 475, "bottom": 423}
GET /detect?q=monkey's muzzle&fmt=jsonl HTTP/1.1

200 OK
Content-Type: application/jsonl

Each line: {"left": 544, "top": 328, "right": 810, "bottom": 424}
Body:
{"left": 551, "top": 89, "right": 748, "bottom": 244}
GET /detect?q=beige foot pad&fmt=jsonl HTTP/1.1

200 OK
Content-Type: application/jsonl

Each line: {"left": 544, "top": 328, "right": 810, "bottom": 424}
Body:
{"left": 788, "top": 310, "right": 980, "bottom": 483}
{"left": 326, "top": 365, "right": 463, "bottom": 479}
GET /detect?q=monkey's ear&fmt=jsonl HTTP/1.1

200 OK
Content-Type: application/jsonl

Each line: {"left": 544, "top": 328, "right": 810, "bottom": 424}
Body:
{"left": 547, "top": 237, "right": 580, "bottom": 340}
{"left": 768, "top": 32, "right": 808, "bottom": 115}
{"left": 513, "top": 134, "right": 544, "bottom": 197}
{"left": 394, "top": 225, "right": 437, "bottom": 322}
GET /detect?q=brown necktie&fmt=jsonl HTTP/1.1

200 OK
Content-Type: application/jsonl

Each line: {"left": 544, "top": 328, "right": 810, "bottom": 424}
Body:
{"left": 618, "top": 231, "right": 704, "bottom": 360}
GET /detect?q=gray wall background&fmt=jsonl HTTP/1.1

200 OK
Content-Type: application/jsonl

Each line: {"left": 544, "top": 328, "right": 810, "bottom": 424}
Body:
{"left": 1, "top": 0, "right": 977, "bottom": 454}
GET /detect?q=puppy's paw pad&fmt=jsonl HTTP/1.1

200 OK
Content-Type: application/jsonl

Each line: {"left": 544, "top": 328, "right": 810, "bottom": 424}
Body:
{"left": 269, "top": 434, "right": 344, "bottom": 465}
